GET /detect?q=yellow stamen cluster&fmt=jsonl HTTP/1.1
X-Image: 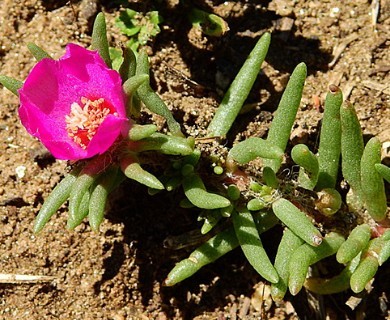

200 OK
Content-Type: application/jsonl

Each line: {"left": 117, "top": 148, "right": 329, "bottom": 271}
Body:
{"left": 65, "top": 97, "right": 117, "bottom": 149}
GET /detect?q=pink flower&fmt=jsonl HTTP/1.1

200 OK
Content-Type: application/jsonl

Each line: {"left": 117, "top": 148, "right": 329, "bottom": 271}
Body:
{"left": 19, "top": 44, "right": 129, "bottom": 160}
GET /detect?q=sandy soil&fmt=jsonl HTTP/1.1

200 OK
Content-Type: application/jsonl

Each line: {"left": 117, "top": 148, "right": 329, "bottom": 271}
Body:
{"left": 0, "top": 0, "right": 389, "bottom": 319}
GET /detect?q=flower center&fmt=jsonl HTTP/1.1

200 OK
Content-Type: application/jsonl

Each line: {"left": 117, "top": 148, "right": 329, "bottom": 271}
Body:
{"left": 65, "top": 97, "right": 117, "bottom": 149}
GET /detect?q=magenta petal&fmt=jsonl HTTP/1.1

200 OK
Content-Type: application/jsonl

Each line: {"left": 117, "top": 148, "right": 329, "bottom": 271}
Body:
{"left": 18, "top": 44, "right": 129, "bottom": 160}
{"left": 85, "top": 116, "right": 129, "bottom": 158}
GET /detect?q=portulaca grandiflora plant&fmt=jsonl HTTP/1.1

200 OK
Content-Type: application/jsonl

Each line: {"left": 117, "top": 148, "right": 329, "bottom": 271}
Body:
{"left": 1, "top": 13, "right": 389, "bottom": 299}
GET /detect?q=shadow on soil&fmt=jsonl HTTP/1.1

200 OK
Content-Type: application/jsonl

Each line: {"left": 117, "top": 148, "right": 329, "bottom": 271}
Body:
{"left": 95, "top": 178, "right": 390, "bottom": 319}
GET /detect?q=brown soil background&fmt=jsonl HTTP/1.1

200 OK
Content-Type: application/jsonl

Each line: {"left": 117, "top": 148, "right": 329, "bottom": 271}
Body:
{"left": 0, "top": 0, "right": 389, "bottom": 319}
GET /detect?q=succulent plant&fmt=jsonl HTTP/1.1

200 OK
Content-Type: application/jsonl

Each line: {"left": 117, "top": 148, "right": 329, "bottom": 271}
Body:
{"left": 1, "top": 13, "right": 388, "bottom": 300}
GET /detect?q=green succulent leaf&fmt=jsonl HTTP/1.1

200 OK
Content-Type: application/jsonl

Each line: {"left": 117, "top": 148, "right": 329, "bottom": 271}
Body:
{"left": 123, "top": 74, "right": 150, "bottom": 96}
{"left": 135, "top": 133, "right": 194, "bottom": 156}
{"left": 34, "top": 168, "right": 81, "bottom": 233}
{"left": 304, "top": 254, "right": 360, "bottom": 295}
{"left": 67, "top": 188, "right": 91, "bottom": 230}
{"left": 291, "top": 144, "right": 319, "bottom": 190}
{"left": 189, "top": 7, "right": 229, "bottom": 37}
{"left": 361, "top": 137, "right": 387, "bottom": 221}
{"left": 272, "top": 198, "right": 323, "bottom": 247}
{"left": 164, "top": 227, "right": 239, "bottom": 286}
{"left": 316, "top": 85, "right": 342, "bottom": 189}
{"left": 378, "top": 239, "right": 390, "bottom": 266}
{"left": 121, "top": 161, "right": 164, "bottom": 190}
{"left": 136, "top": 50, "right": 183, "bottom": 137}
{"left": 375, "top": 163, "right": 390, "bottom": 183}
{"left": 182, "top": 173, "right": 231, "bottom": 209}
{"left": 119, "top": 46, "right": 137, "bottom": 81}
{"left": 263, "top": 167, "right": 279, "bottom": 189}
{"left": 350, "top": 238, "right": 382, "bottom": 293}
{"left": 263, "top": 62, "right": 307, "bottom": 172}
{"left": 336, "top": 224, "right": 371, "bottom": 264}
{"left": 91, "top": 12, "right": 112, "bottom": 68}
{"left": 88, "top": 167, "right": 119, "bottom": 232}
{"left": 0, "top": 75, "right": 23, "bottom": 96}
{"left": 247, "top": 198, "right": 266, "bottom": 211}
{"left": 67, "top": 170, "right": 100, "bottom": 229}
{"left": 232, "top": 208, "right": 279, "bottom": 283}
{"left": 271, "top": 228, "right": 304, "bottom": 301}
{"left": 27, "top": 43, "right": 52, "bottom": 61}
{"left": 288, "top": 232, "right": 345, "bottom": 295}
{"left": 207, "top": 32, "right": 271, "bottom": 137}
{"left": 128, "top": 124, "right": 158, "bottom": 141}
{"left": 228, "top": 137, "right": 284, "bottom": 165}
{"left": 199, "top": 209, "right": 223, "bottom": 234}
{"left": 340, "top": 101, "right": 364, "bottom": 208}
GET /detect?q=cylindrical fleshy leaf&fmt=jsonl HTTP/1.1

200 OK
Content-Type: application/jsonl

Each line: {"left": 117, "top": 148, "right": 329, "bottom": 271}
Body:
{"left": 232, "top": 208, "right": 279, "bottom": 283}
{"left": 288, "top": 232, "right": 345, "bottom": 295}
{"left": 336, "top": 224, "right": 371, "bottom": 264}
{"left": 304, "top": 254, "right": 360, "bottom": 295}
{"left": 120, "top": 158, "right": 164, "bottom": 190}
{"left": 164, "top": 227, "right": 239, "bottom": 286}
{"left": 183, "top": 173, "right": 231, "bottom": 209}
{"left": 207, "top": 33, "right": 271, "bottom": 137}
{"left": 291, "top": 144, "right": 319, "bottom": 190}
{"left": 27, "top": 43, "right": 52, "bottom": 61}
{"left": 361, "top": 137, "right": 387, "bottom": 221}
{"left": 340, "top": 102, "right": 364, "bottom": 206}
{"left": 316, "top": 85, "right": 342, "bottom": 190}
{"left": 0, "top": 75, "right": 23, "bottom": 96}
{"left": 228, "top": 137, "right": 284, "bottom": 165}
{"left": 375, "top": 163, "right": 390, "bottom": 183}
{"left": 263, "top": 63, "right": 307, "bottom": 172}
{"left": 272, "top": 198, "right": 323, "bottom": 247}
{"left": 271, "top": 228, "right": 304, "bottom": 301}
{"left": 34, "top": 167, "right": 81, "bottom": 233}
{"left": 350, "top": 238, "right": 382, "bottom": 293}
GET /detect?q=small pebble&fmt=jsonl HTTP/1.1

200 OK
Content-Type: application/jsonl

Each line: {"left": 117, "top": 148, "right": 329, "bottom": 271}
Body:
{"left": 15, "top": 165, "right": 26, "bottom": 178}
